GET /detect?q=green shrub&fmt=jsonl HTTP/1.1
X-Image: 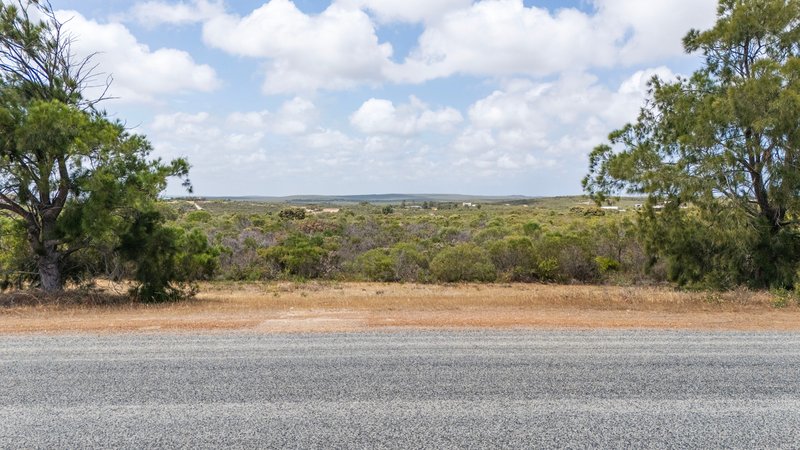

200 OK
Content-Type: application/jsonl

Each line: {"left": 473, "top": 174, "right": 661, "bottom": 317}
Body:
{"left": 770, "top": 288, "right": 798, "bottom": 308}
{"left": 430, "top": 244, "right": 496, "bottom": 282}
{"left": 536, "top": 257, "right": 560, "bottom": 282}
{"left": 354, "top": 243, "right": 429, "bottom": 282}
{"left": 355, "top": 249, "right": 396, "bottom": 281}
{"left": 120, "top": 212, "right": 219, "bottom": 302}
{"left": 473, "top": 226, "right": 509, "bottom": 244}
{"left": 522, "top": 221, "right": 541, "bottom": 236}
{"left": 391, "top": 243, "right": 429, "bottom": 282}
{"left": 261, "top": 234, "right": 329, "bottom": 278}
{"left": 185, "top": 210, "right": 212, "bottom": 223}
{"left": 595, "top": 256, "right": 621, "bottom": 274}
{"left": 278, "top": 208, "right": 306, "bottom": 220}
{"left": 487, "top": 236, "right": 536, "bottom": 281}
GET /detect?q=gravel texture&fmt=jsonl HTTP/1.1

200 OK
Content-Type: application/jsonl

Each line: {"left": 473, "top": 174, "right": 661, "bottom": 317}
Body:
{"left": 2, "top": 330, "right": 800, "bottom": 448}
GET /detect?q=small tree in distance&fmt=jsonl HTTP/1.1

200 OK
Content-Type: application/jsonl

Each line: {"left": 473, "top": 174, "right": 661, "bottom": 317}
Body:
{"left": 0, "top": 1, "right": 213, "bottom": 298}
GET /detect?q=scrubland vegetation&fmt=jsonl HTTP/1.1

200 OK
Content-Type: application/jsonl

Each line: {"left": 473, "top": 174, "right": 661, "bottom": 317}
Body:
{"left": 65, "top": 196, "right": 794, "bottom": 300}
{"left": 4, "top": 195, "right": 800, "bottom": 307}
{"left": 162, "top": 198, "right": 648, "bottom": 286}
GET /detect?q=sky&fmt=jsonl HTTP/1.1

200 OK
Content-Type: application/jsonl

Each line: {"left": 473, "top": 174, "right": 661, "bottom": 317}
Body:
{"left": 46, "top": 0, "right": 720, "bottom": 197}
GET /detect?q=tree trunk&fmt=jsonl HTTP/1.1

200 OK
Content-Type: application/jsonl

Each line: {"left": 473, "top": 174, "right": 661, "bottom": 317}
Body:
{"left": 37, "top": 248, "right": 61, "bottom": 292}
{"left": 28, "top": 219, "right": 63, "bottom": 292}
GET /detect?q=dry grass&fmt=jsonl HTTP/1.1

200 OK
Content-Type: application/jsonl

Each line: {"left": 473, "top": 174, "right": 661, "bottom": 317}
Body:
{"left": 1, "top": 282, "right": 799, "bottom": 334}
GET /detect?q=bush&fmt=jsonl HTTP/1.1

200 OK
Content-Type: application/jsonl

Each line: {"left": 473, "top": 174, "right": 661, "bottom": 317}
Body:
{"left": 536, "top": 257, "right": 560, "bottom": 282}
{"left": 487, "top": 236, "right": 536, "bottom": 281}
{"left": 430, "top": 244, "right": 496, "bottom": 282}
{"left": 595, "top": 256, "right": 621, "bottom": 274}
{"left": 185, "top": 210, "right": 212, "bottom": 223}
{"left": 278, "top": 208, "right": 306, "bottom": 220}
{"left": 522, "top": 221, "right": 542, "bottom": 236}
{"left": 120, "top": 211, "right": 219, "bottom": 302}
{"left": 261, "top": 234, "right": 332, "bottom": 278}
{"left": 354, "top": 243, "right": 429, "bottom": 282}
{"left": 355, "top": 249, "right": 396, "bottom": 281}
{"left": 391, "top": 243, "right": 428, "bottom": 282}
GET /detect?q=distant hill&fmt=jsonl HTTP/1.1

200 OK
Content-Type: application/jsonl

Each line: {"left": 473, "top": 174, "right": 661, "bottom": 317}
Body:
{"left": 191, "top": 194, "right": 533, "bottom": 204}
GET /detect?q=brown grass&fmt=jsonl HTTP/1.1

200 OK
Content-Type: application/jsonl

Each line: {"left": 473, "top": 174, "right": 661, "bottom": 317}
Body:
{"left": 1, "top": 282, "right": 798, "bottom": 334}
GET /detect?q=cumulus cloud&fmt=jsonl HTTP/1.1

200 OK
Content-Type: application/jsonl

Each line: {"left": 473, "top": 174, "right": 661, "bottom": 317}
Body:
{"left": 202, "top": 0, "right": 394, "bottom": 94}
{"left": 127, "top": 0, "right": 224, "bottom": 27}
{"left": 57, "top": 10, "right": 220, "bottom": 102}
{"left": 350, "top": 96, "right": 463, "bottom": 135}
{"left": 226, "top": 97, "right": 318, "bottom": 135}
{"left": 594, "top": 0, "right": 718, "bottom": 64}
{"left": 334, "top": 0, "right": 472, "bottom": 23}
{"left": 451, "top": 67, "right": 676, "bottom": 175}
{"left": 132, "top": 0, "right": 715, "bottom": 94}
{"left": 392, "top": 0, "right": 716, "bottom": 83}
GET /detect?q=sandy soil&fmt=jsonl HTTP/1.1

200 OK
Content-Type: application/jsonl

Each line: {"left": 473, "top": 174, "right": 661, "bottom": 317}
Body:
{"left": 1, "top": 282, "right": 799, "bottom": 334}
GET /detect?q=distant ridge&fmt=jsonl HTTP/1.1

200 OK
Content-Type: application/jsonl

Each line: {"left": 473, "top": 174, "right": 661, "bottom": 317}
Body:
{"left": 189, "top": 193, "right": 532, "bottom": 204}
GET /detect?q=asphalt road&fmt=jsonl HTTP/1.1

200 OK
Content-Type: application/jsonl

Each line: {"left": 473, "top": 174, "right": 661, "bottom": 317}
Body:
{"left": 2, "top": 330, "right": 800, "bottom": 449}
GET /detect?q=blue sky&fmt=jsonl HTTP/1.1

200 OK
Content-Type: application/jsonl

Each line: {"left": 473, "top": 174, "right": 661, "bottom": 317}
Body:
{"left": 49, "top": 0, "right": 719, "bottom": 197}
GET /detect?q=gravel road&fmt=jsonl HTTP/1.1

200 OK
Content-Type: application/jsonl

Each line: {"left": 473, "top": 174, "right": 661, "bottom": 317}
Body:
{"left": 2, "top": 330, "right": 800, "bottom": 448}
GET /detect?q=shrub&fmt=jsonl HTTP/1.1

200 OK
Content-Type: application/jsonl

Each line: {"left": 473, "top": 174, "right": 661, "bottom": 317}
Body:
{"left": 595, "top": 256, "right": 621, "bottom": 274}
{"left": 430, "top": 244, "right": 496, "bottom": 282}
{"left": 390, "top": 243, "right": 428, "bottom": 282}
{"left": 354, "top": 243, "right": 429, "bottom": 282}
{"left": 559, "top": 245, "right": 600, "bottom": 283}
{"left": 536, "top": 257, "right": 560, "bottom": 282}
{"left": 185, "top": 210, "right": 212, "bottom": 223}
{"left": 355, "top": 249, "right": 396, "bottom": 281}
{"left": 278, "top": 208, "right": 306, "bottom": 220}
{"left": 261, "top": 234, "right": 330, "bottom": 278}
{"left": 120, "top": 212, "right": 219, "bottom": 302}
{"left": 522, "top": 221, "right": 542, "bottom": 237}
{"left": 487, "top": 236, "right": 536, "bottom": 281}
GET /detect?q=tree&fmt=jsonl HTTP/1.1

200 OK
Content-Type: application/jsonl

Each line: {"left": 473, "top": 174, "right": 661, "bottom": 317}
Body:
{"left": 584, "top": 0, "right": 800, "bottom": 288}
{"left": 0, "top": 1, "right": 199, "bottom": 295}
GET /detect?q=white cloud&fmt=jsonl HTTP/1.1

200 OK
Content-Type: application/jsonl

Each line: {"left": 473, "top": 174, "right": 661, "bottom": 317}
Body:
{"left": 334, "top": 0, "right": 472, "bottom": 23}
{"left": 392, "top": 0, "right": 715, "bottom": 83}
{"left": 226, "top": 97, "right": 318, "bottom": 135}
{"left": 57, "top": 10, "right": 220, "bottom": 102}
{"left": 452, "top": 67, "right": 676, "bottom": 174}
{"left": 594, "top": 0, "right": 718, "bottom": 64}
{"left": 350, "top": 96, "right": 463, "bottom": 135}
{"left": 127, "top": 0, "right": 224, "bottom": 27}
{"left": 202, "top": 0, "right": 394, "bottom": 94}
{"left": 394, "top": 1, "right": 616, "bottom": 82}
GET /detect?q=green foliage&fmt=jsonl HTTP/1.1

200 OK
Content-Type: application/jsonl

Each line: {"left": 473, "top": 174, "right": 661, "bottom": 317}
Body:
{"left": 169, "top": 197, "right": 660, "bottom": 287}
{"left": 0, "top": 216, "right": 33, "bottom": 290}
{"left": 770, "top": 288, "right": 799, "bottom": 308}
{"left": 355, "top": 249, "right": 396, "bottom": 281}
{"left": 536, "top": 257, "right": 560, "bottom": 282}
{"left": 487, "top": 236, "right": 536, "bottom": 281}
{"left": 278, "top": 208, "right": 306, "bottom": 220}
{"left": 261, "top": 234, "right": 331, "bottom": 278}
{"left": 0, "top": 2, "right": 196, "bottom": 297}
{"left": 381, "top": 205, "right": 394, "bottom": 215}
{"left": 119, "top": 211, "right": 218, "bottom": 302}
{"left": 430, "top": 244, "right": 496, "bottom": 282}
{"left": 595, "top": 256, "right": 621, "bottom": 274}
{"left": 584, "top": 0, "right": 800, "bottom": 289}
{"left": 522, "top": 221, "right": 542, "bottom": 236}
{"left": 185, "top": 210, "right": 212, "bottom": 223}
{"left": 353, "top": 243, "right": 428, "bottom": 282}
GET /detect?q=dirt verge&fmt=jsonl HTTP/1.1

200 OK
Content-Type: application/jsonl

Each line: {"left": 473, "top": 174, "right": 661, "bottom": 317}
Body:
{"left": 1, "top": 282, "right": 798, "bottom": 333}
